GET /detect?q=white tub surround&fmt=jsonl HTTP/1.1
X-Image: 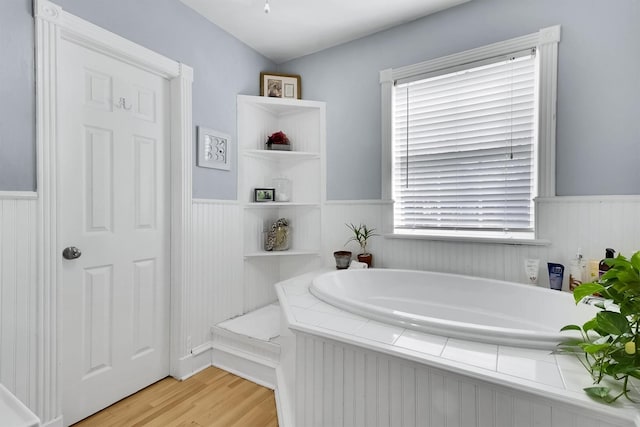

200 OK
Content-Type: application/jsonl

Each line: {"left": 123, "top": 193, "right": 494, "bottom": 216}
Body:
{"left": 310, "top": 269, "right": 596, "bottom": 350}
{"left": 276, "top": 272, "right": 640, "bottom": 427}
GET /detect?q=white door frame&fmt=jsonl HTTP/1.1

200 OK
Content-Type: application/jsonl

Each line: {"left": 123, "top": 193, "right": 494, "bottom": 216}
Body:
{"left": 34, "top": 1, "right": 193, "bottom": 425}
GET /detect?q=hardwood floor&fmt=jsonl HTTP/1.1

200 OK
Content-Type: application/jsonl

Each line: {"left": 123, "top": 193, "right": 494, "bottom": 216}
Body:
{"left": 72, "top": 367, "right": 279, "bottom": 427}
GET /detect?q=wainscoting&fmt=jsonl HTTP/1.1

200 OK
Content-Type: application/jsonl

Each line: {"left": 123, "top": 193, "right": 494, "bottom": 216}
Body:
{"left": 0, "top": 195, "right": 638, "bottom": 424}
{"left": 323, "top": 197, "right": 640, "bottom": 287}
{"left": 292, "top": 332, "right": 630, "bottom": 427}
{"left": 188, "top": 196, "right": 640, "bottom": 357}
{"left": 0, "top": 193, "right": 37, "bottom": 411}
{"left": 191, "top": 200, "right": 243, "bottom": 345}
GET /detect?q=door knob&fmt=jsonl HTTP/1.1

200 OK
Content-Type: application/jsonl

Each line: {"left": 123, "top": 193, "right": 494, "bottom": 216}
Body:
{"left": 62, "top": 246, "right": 82, "bottom": 260}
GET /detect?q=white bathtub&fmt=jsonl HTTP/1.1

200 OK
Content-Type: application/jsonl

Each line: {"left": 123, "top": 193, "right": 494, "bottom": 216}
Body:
{"left": 310, "top": 268, "right": 597, "bottom": 349}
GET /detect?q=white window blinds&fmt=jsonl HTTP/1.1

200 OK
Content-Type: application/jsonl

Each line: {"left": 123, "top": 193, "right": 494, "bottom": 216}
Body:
{"left": 392, "top": 51, "right": 538, "bottom": 232}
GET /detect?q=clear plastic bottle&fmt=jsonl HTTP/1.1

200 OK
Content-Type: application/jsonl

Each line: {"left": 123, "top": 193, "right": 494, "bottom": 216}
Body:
{"left": 569, "top": 249, "right": 585, "bottom": 292}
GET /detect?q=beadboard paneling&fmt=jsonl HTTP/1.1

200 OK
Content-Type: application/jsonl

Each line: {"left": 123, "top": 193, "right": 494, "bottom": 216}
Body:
{"left": 192, "top": 199, "right": 323, "bottom": 349}
{"left": 0, "top": 196, "right": 37, "bottom": 410}
{"left": 191, "top": 196, "right": 640, "bottom": 346}
{"left": 324, "top": 197, "right": 640, "bottom": 290}
{"left": 191, "top": 200, "right": 243, "bottom": 347}
{"left": 536, "top": 196, "right": 640, "bottom": 269}
{"left": 294, "top": 332, "right": 631, "bottom": 427}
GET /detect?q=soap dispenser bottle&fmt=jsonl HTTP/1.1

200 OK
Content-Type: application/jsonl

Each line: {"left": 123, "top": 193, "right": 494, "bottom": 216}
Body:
{"left": 599, "top": 248, "right": 616, "bottom": 278}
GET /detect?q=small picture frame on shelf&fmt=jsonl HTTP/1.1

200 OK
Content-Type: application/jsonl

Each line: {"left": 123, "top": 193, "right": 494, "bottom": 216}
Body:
{"left": 260, "top": 72, "right": 301, "bottom": 99}
{"left": 254, "top": 188, "right": 275, "bottom": 202}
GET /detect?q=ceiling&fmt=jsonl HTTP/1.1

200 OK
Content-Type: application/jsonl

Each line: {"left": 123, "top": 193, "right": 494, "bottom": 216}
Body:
{"left": 179, "top": 0, "right": 470, "bottom": 64}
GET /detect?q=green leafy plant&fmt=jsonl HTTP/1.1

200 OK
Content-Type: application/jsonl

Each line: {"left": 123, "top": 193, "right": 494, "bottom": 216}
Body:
{"left": 345, "top": 223, "right": 378, "bottom": 255}
{"left": 558, "top": 251, "right": 640, "bottom": 403}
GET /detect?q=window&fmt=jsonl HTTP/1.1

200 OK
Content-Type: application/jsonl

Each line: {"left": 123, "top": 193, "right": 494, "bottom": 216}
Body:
{"left": 394, "top": 51, "right": 537, "bottom": 234}
{"left": 380, "top": 26, "right": 560, "bottom": 241}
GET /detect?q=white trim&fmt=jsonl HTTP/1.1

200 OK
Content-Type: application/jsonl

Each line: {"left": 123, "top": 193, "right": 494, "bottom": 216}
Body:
{"left": 384, "top": 232, "right": 551, "bottom": 246}
{"left": 169, "top": 62, "right": 194, "bottom": 378}
{"left": 191, "top": 341, "right": 214, "bottom": 357}
{"left": 211, "top": 343, "right": 277, "bottom": 390}
{"left": 173, "top": 351, "right": 214, "bottom": 381}
{"left": 380, "top": 25, "right": 561, "bottom": 239}
{"left": 380, "top": 73, "right": 393, "bottom": 201}
{"left": 379, "top": 26, "right": 560, "bottom": 84}
{"left": 0, "top": 191, "right": 38, "bottom": 200}
{"left": 192, "top": 198, "right": 240, "bottom": 205}
{"left": 34, "top": 1, "right": 193, "bottom": 424}
{"left": 324, "top": 199, "right": 393, "bottom": 206}
{"left": 177, "top": 361, "right": 212, "bottom": 382}
{"left": 41, "top": 416, "right": 63, "bottom": 427}
{"left": 537, "top": 195, "right": 640, "bottom": 204}
{"left": 536, "top": 29, "right": 560, "bottom": 198}
{"left": 275, "top": 367, "right": 294, "bottom": 427}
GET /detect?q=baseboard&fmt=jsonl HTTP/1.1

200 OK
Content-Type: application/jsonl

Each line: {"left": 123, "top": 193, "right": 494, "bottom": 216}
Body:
{"left": 173, "top": 346, "right": 214, "bottom": 381}
{"left": 41, "top": 415, "right": 63, "bottom": 427}
{"left": 211, "top": 343, "right": 277, "bottom": 389}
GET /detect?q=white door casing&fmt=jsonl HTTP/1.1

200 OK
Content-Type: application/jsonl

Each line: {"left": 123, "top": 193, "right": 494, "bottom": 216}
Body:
{"left": 59, "top": 40, "right": 170, "bottom": 425}
{"left": 35, "top": 1, "right": 193, "bottom": 424}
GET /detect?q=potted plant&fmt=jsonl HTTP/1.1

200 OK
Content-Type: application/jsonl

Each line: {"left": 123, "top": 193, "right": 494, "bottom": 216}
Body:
{"left": 558, "top": 250, "right": 640, "bottom": 403}
{"left": 345, "top": 223, "right": 378, "bottom": 267}
{"left": 265, "top": 131, "right": 290, "bottom": 151}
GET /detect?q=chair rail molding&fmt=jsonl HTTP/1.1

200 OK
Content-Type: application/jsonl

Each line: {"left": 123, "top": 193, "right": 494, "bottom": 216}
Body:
{"left": 0, "top": 191, "right": 38, "bottom": 200}
{"left": 34, "top": 1, "right": 193, "bottom": 424}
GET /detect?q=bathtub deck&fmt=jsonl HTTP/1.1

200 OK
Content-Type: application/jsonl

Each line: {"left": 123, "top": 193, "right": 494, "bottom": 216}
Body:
{"left": 211, "top": 303, "right": 282, "bottom": 388}
{"left": 275, "top": 274, "right": 640, "bottom": 426}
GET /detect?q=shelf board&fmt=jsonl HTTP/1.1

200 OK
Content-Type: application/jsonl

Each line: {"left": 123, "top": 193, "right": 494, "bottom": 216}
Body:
{"left": 243, "top": 149, "right": 320, "bottom": 161}
{"left": 244, "top": 202, "right": 320, "bottom": 209}
{"left": 238, "top": 94, "right": 324, "bottom": 114}
{"left": 244, "top": 250, "right": 321, "bottom": 258}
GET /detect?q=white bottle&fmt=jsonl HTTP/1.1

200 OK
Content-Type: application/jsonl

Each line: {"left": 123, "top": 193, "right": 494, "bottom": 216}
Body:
{"left": 569, "top": 249, "right": 585, "bottom": 292}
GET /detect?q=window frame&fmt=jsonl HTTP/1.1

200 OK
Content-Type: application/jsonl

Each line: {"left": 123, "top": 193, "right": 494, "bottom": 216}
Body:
{"left": 380, "top": 25, "right": 560, "bottom": 241}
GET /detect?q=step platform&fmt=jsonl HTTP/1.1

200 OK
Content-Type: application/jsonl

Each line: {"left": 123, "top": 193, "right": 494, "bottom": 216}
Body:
{"left": 211, "top": 303, "right": 281, "bottom": 389}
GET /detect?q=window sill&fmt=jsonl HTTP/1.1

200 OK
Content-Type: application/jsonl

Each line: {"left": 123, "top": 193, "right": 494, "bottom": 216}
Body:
{"left": 386, "top": 230, "right": 550, "bottom": 246}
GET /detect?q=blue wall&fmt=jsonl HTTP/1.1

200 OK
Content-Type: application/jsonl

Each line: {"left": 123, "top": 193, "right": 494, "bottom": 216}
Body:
{"left": 0, "top": 0, "right": 274, "bottom": 199}
{"left": 280, "top": 0, "right": 640, "bottom": 198}
{"left": 0, "top": 1, "right": 36, "bottom": 191}
{"left": 3, "top": 0, "right": 639, "bottom": 198}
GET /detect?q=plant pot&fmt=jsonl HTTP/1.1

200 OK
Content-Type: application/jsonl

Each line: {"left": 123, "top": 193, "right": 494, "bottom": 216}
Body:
{"left": 357, "top": 253, "right": 372, "bottom": 268}
{"left": 333, "top": 251, "right": 352, "bottom": 270}
{"left": 266, "top": 143, "right": 291, "bottom": 151}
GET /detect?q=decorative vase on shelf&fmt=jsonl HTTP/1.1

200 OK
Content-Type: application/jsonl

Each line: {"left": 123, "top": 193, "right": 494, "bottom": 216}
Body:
{"left": 273, "top": 224, "right": 290, "bottom": 251}
{"left": 264, "top": 218, "right": 290, "bottom": 251}
{"left": 272, "top": 177, "right": 292, "bottom": 202}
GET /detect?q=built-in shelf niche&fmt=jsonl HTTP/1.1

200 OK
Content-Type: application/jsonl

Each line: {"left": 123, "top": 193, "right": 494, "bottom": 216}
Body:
{"left": 237, "top": 94, "right": 326, "bottom": 288}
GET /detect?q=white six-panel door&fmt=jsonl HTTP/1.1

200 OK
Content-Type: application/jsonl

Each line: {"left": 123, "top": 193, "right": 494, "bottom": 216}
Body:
{"left": 58, "top": 39, "right": 170, "bottom": 425}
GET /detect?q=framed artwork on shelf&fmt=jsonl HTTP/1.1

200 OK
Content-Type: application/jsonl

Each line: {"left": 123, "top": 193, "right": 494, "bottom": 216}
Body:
{"left": 197, "top": 127, "right": 231, "bottom": 170}
{"left": 260, "top": 72, "right": 301, "bottom": 99}
{"left": 254, "top": 188, "right": 275, "bottom": 202}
